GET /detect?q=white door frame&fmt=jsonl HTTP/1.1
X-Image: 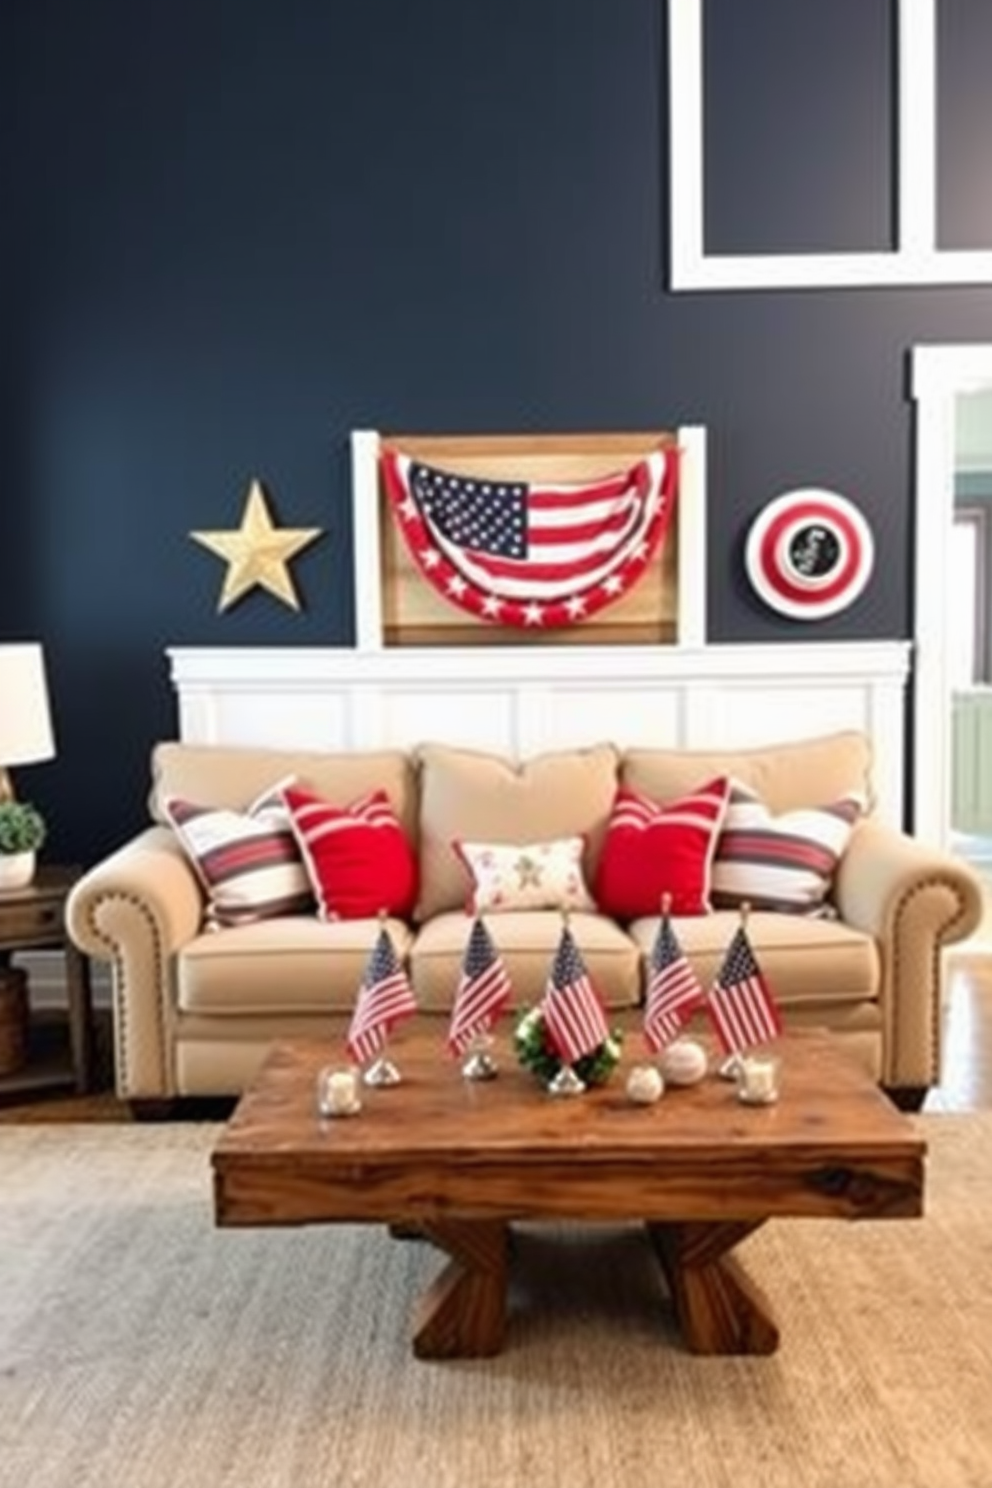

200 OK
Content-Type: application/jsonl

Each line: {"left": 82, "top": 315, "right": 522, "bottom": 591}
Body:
{"left": 911, "top": 343, "right": 992, "bottom": 846}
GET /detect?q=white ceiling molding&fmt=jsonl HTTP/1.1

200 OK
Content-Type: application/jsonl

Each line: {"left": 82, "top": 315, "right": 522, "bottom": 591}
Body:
{"left": 668, "top": 0, "right": 992, "bottom": 292}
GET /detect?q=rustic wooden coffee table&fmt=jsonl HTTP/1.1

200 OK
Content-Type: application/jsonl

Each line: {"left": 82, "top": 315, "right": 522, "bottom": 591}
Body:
{"left": 211, "top": 1027, "right": 924, "bottom": 1360}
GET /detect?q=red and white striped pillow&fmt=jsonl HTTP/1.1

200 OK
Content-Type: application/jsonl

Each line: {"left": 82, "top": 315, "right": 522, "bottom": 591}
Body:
{"left": 711, "top": 783, "right": 865, "bottom": 915}
{"left": 165, "top": 780, "right": 314, "bottom": 929}
{"left": 593, "top": 777, "right": 731, "bottom": 919}
{"left": 282, "top": 785, "right": 418, "bottom": 921}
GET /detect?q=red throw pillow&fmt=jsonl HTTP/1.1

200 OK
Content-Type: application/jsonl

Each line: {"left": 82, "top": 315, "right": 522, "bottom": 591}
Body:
{"left": 593, "top": 776, "right": 731, "bottom": 919}
{"left": 282, "top": 786, "right": 418, "bottom": 920}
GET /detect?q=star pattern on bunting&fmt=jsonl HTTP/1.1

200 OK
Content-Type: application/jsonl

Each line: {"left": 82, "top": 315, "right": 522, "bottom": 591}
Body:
{"left": 190, "top": 480, "right": 323, "bottom": 612}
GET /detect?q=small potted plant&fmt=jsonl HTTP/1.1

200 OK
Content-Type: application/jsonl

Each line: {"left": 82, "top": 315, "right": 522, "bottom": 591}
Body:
{"left": 0, "top": 799, "right": 47, "bottom": 890}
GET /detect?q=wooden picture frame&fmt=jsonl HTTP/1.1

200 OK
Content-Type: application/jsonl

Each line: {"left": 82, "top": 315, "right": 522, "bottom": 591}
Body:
{"left": 350, "top": 427, "right": 707, "bottom": 650}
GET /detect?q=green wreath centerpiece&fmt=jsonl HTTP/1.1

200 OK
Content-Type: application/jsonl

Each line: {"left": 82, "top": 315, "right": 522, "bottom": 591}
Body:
{"left": 513, "top": 1005, "right": 624, "bottom": 1088}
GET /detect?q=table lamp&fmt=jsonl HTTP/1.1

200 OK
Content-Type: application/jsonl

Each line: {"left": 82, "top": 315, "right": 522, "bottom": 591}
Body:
{"left": 0, "top": 642, "right": 56, "bottom": 802}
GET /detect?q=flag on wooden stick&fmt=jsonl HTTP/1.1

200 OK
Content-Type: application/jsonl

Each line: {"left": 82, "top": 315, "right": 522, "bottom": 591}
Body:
{"left": 448, "top": 916, "right": 512, "bottom": 1055}
{"left": 644, "top": 898, "right": 705, "bottom": 1052}
{"left": 542, "top": 919, "right": 610, "bottom": 1066}
{"left": 706, "top": 913, "right": 782, "bottom": 1056}
{"left": 346, "top": 921, "right": 417, "bottom": 1065}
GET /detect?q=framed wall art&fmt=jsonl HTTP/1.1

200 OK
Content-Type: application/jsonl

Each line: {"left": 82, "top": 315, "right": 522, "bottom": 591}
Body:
{"left": 745, "top": 488, "right": 875, "bottom": 620}
{"left": 350, "top": 427, "right": 707, "bottom": 650}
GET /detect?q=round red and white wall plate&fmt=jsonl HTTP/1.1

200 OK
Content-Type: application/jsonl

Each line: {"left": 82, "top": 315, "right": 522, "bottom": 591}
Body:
{"left": 745, "top": 488, "right": 875, "bottom": 620}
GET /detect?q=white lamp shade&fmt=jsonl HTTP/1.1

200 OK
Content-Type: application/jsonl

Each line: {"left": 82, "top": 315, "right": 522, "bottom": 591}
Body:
{"left": 0, "top": 643, "right": 56, "bottom": 766}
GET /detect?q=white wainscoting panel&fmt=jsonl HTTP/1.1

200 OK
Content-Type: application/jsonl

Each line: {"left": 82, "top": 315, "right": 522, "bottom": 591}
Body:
{"left": 167, "top": 642, "right": 910, "bottom": 825}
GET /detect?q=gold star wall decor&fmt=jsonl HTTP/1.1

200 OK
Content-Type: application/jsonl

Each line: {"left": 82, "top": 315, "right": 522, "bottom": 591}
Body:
{"left": 190, "top": 479, "right": 323, "bottom": 612}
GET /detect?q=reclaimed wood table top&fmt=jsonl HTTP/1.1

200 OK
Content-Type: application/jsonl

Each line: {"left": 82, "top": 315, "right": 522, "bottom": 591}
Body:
{"left": 212, "top": 1026, "right": 924, "bottom": 1226}
{"left": 211, "top": 1026, "right": 924, "bottom": 1359}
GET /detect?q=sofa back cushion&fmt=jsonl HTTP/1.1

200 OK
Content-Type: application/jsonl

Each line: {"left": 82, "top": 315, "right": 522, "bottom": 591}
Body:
{"left": 150, "top": 745, "right": 418, "bottom": 843}
{"left": 620, "top": 731, "right": 873, "bottom": 817}
{"left": 415, "top": 742, "right": 620, "bottom": 921}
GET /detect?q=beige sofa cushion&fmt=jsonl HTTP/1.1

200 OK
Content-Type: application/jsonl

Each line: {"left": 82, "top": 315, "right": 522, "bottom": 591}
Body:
{"left": 410, "top": 910, "right": 641, "bottom": 1014}
{"left": 626, "top": 909, "right": 879, "bottom": 1007}
{"left": 150, "top": 744, "right": 419, "bottom": 843}
{"left": 621, "top": 731, "right": 873, "bottom": 815}
{"left": 177, "top": 916, "right": 415, "bottom": 1015}
{"left": 414, "top": 742, "right": 620, "bottom": 921}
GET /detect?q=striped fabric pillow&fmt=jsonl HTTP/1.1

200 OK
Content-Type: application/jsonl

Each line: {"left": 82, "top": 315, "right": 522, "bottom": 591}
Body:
{"left": 711, "top": 783, "right": 865, "bottom": 915}
{"left": 165, "top": 780, "right": 315, "bottom": 929}
{"left": 593, "top": 777, "right": 732, "bottom": 919}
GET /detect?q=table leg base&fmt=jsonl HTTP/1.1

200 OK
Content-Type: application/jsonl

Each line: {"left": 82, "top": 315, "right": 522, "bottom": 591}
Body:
{"left": 410, "top": 1219, "right": 508, "bottom": 1358}
{"left": 399, "top": 1216, "right": 777, "bottom": 1359}
{"left": 647, "top": 1219, "right": 780, "bottom": 1355}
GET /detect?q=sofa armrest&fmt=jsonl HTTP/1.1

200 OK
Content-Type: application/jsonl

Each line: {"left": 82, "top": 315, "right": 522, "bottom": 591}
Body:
{"left": 66, "top": 827, "right": 204, "bottom": 1098}
{"left": 833, "top": 818, "right": 984, "bottom": 1089}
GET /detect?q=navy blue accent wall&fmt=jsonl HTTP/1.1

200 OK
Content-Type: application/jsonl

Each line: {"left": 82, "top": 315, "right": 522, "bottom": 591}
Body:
{"left": 4, "top": 0, "right": 992, "bottom": 865}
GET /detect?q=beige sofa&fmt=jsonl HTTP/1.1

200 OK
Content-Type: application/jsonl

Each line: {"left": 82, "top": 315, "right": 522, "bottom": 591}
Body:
{"left": 65, "top": 732, "right": 983, "bottom": 1111}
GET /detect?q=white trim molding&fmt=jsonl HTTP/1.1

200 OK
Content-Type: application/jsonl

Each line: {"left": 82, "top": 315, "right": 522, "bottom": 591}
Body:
{"left": 911, "top": 343, "right": 992, "bottom": 848}
{"left": 668, "top": 0, "right": 992, "bottom": 291}
{"left": 167, "top": 640, "right": 910, "bottom": 827}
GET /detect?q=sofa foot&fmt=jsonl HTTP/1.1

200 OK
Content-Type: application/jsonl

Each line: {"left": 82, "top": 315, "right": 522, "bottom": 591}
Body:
{"left": 882, "top": 1085, "right": 928, "bottom": 1113}
{"left": 129, "top": 1098, "right": 178, "bottom": 1121}
{"left": 128, "top": 1096, "right": 238, "bottom": 1122}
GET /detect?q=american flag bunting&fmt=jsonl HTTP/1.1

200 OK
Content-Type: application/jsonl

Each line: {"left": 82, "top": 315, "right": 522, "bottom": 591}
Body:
{"left": 381, "top": 446, "right": 677, "bottom": 630}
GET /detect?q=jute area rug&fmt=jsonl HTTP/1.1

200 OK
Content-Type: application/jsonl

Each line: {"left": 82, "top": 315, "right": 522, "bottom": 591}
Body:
{"left": 1, "top": 1116, "right": 990, "bottom": 1488}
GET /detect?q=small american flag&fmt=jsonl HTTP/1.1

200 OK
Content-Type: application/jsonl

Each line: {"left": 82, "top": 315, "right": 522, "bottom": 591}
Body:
{"left": 542, "top": 924, "right": 610, "bottom": 1066}
{"left": 346, "top": 924, "right": 417, "bottom": 1065}
{"left": 644, "top": 913, "right": 704, "bottom": 1052}
{"left": 706, "top": 924, "right": 782, "bottom": 1055}
{"left": 381, "top": 447, "right": 677, "bottom": 629}
{"left": 448, "top": 916, "right": 513, "bottom": 1056}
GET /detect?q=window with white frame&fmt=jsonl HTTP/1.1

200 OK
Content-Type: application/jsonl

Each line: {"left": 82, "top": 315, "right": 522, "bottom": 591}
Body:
{"left": 668, "top": 0, "right": 992, "bottom": 290}
{"left": 949, "top": 507, "right": 991, "bottom": 688}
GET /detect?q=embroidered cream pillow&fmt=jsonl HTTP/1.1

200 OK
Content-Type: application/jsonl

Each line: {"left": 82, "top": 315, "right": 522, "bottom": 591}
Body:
{"left": 454, "top": 837, "right": 595, "bottom": 914}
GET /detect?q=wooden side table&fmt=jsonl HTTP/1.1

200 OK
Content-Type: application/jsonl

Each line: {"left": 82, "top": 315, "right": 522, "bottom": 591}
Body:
{"left": 0, "top": 865, "right": 95, "bottom": 1100}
